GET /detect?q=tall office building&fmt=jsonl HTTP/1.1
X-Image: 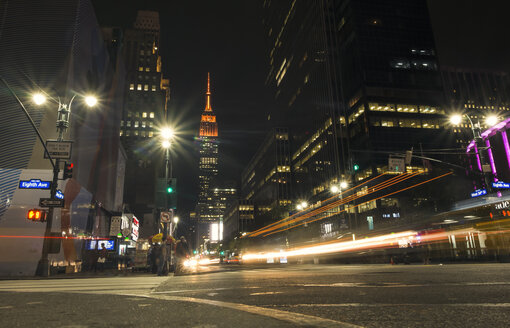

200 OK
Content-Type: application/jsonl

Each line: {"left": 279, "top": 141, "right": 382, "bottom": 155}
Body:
{"left": 262, "top": 0, "right": 456, "bottom": 233}
{"left": 196, "top": 73, "right": 219, "bottom": 221}
{"left": 118, "top": 11, "right": 170, "bottom": 231}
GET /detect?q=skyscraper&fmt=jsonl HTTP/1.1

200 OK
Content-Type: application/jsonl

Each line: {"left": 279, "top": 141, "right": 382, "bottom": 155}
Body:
{"left": 117, "top": 11, "right": 170, "bottom": 231}
{"left": 262, "top": 0, "right": 456, "bottom": 233}
{"left": 197, "top": 73, "right": 219, "bottom": 221}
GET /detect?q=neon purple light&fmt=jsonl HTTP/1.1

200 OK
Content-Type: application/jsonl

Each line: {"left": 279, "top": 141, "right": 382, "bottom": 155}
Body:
{"left": 481, "top": 117, "right": 510, "bottom": 139}
{"left": 502, "top": 130, "right": 510, "bottom": 172}
{"left": 485, "top": 139, "right": 497, "bottom": 181}
{"left": 474, "top": 144, "right": 482, "bottom": 171}
{"left": 467, "top": 140, "right": 475, "bottom": 153}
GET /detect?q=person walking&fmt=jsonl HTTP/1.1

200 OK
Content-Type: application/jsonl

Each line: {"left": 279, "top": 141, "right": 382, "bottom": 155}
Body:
{"left": 174, "top": 236, "right": 191, "bottom": 276}
{"left": 97, "top": 243, "right": 108, "bottom": 272}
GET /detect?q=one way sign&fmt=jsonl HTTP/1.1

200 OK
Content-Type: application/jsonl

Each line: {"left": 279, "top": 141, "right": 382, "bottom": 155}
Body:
{"left": 39, "top": 198, "right": 64, "bottom": 208}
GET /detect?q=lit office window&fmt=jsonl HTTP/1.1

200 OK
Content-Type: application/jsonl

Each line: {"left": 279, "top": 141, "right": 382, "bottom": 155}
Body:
{"left": 369, "top": 103, "right": 395, "bottom": 112}
{"left": 120, "top": 120, "right": 124, "bottom": 127}
{"left": 142, "top": 121, "right": 146, "bottom": 128}
{"left": 137, "top": 84, "right": 142, "bottom": 90}
{"left": 138, "top": 67, "right": 143, "bottom": 72}
{"left": 396, "top": 105, "right": 417, "bottom": 113}
{"left": 144, "top": 84, "right": 148, "bottom": 91}
{"left": 148, "top": 131, "right": 153, "bottom": 137}
{"left": 119, "top": 130, "right": 123, "bottom": 136}
{"left": 142, "top": 112, "right": 147, "bottom": 118}
{"left": 134, "top": 130, "right": 138, "bottom": 136}
{"left": 145, "top": 67, "right": 150, "bottom": 72}
{"left": 152, "top": 85, "right": 157, "bottom": 91}
{"left": 126, "top": 121, "right": 131, "bottom": 127}
{"left": 149, "top": 122, "right": 154, "bottom": 128}
{"left": 134, "top": 121, "right": 139, "bottom": 128}
{"left": 129, "top": 84, "right": 134, "bottom": 90}
{"left": 150, "top": 112, "right": 154, "bottom": 118}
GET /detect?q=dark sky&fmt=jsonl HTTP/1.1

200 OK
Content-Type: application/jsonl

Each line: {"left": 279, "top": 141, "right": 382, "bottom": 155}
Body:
{"left": 92, "top": 0, "right": 510, "bottom": 212}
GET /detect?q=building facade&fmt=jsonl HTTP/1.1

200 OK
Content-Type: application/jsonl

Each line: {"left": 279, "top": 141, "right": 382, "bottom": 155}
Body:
{"left": 0, "top": 0, "right": 125, "bottom": 275}
{"left": 241, "top": 128, "right": 292, "bottom": 228}
{"left": 258, "top": 0, "right": 459, "bottom": 236}
{"left": 115, "top": 11, "right": 170, "bottom": 235}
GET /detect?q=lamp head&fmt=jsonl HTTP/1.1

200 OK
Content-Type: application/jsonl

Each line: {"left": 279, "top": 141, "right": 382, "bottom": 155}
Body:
{"left": 84, "top": 95, "right": 98, "bottom": 107}
{"left": 485, "top": 115, "right": 499, "bottom": 127}
{"left": 450, "top": 114, "right": 462, "bottom": 125}
{"left": 32, "top": 93, "right": 46, "bottom": 105}
{"left": 161, "top": 127, "right": 174, "bottom": 140}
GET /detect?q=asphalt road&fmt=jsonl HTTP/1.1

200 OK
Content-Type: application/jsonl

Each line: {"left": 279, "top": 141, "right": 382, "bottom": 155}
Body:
{"left": 1, "top": 263, "right": 510, "bottom": 327}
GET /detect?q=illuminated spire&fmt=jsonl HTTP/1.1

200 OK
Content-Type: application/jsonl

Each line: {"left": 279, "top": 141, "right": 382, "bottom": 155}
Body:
{"left": 200, "top": 72, "right": 218, "bottom": 137}
{"left": 205, "top": 72, "right": 212, "bottom": 111}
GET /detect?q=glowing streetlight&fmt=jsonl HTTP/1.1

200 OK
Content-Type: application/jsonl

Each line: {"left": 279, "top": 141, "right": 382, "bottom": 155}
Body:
{"left": 84, "top": 95, "right": 98, "bottom": 107}
{"left": 340, "top": 181, "right": 348, "bottom": 189}
{"left": 301, "top": 201, "right": 308, "bottom": 208}
{"left": 173, "top": 216, "right": 179, "bottom": 224}
{"left": 449, "top": 114, "right": 462, "bottom": 125}
{"left": 296, "top": 204, "right": 303, "bottom": 210}
{"left": 330, "top": 185, "right": 339, "bottom": 193}
{"left": 32, "top": 93, "right": 46, "bottom": 105}
{"left": 161, "top": 127, "right": 174, "bottom": 140}
{"left": 485, "top": 115, "right": 499, "bottom": 127}
{"left": 162, "top": 140, "right": 171, "bottom": 149}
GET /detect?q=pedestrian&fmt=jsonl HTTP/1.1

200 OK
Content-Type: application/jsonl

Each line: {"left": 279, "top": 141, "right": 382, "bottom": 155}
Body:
{"left": 174, "top": 236, "right": 191, "bottom": 276}
{"left": 157, "top": 242, "right": 168, "bottom": 276}
{"left": 97, "top": 243, "right": 108, "bottom": 272}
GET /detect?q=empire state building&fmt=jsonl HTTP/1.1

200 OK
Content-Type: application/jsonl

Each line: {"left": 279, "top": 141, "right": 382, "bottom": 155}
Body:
{"left": 197, "top": 73, "right": 219, "bottom": 221}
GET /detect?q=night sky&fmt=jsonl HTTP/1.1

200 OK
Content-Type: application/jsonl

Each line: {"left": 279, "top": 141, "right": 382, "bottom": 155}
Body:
{"left": 91, "top": 0, "right": 510, "bottom": 213}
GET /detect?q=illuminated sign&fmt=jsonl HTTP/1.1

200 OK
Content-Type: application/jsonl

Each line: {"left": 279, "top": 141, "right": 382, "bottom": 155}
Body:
{"left": 55, "top": 190, "right": 64, "bottom": 199}
{"left": 19, "top": 179, "right": 51, "bottom": 189}
{"left": 492, "top": 181, "right": 510, "bottom": 189}
{"left": 131, "top": 216, "right": 139, "bottom": 241}
{"left": 471, "top": 189, "right": 487, "bottom": 198}
{"left": 495, "top": 201, "right": 510, "bottom": 210}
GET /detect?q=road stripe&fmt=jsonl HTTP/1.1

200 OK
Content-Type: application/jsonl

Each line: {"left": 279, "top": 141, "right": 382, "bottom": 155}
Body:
{"left": 118, "top": 293, "right": 362, "bottom": 328}
{"left": 279, "top": 303, "right": 510, "bottom": 308}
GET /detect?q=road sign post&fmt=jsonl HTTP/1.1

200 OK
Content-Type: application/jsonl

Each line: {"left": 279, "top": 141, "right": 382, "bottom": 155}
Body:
{"left": 39, "top": 198, "right": 64, "bottom": 208}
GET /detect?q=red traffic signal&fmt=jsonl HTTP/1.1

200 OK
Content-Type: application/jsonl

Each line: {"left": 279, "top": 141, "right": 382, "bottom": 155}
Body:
{"left": 27, "top": 209, "right": 47, "bottom": 222}
{"left": 63, "top": 162, "right": 73, "bottom": 180}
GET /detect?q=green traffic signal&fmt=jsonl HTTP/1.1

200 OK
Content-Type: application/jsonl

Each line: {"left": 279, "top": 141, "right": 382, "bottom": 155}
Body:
{"left": 167, "top": 186, "right": 174, "bottom": 193}
{"left": 353, "top": 164, "right": 360, "bottom": 171}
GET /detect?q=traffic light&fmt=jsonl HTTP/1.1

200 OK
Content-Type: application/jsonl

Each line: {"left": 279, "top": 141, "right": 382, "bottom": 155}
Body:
{"left": 353, "top": 164, "right": 360, "bottom": 171}
{"left": 27, "top": 209, "right": 47, "bottom": 222}
{"left": 63, "top": 162, "right": 73, "bottom": 179}
{"left": 167, "top": 178, "right": 177, "bottom": 209}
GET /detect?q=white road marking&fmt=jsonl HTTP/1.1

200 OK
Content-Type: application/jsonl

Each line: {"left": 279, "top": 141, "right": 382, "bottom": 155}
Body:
{"left": 26, "top": 301, "right": 43, "bottom": 305}
{"left": 118, "top": 293, "right": 363, "bottom": 328}
{"left": 137, "top": 303, "right": 152, "bottom": 307}
{"left": 280, "top": 303, "right": 510, "bottom": 308}
{"left": 250, "top": 291, "right": 283, "bottom": 296}
{"left": 207, "top": 293, "right": 218, "bottom": 296}
{"left": 300, "top": 281, "right": 510, "bottom": 288}
{"left": 0, "top": 306, "right": 13, "bottom": 309}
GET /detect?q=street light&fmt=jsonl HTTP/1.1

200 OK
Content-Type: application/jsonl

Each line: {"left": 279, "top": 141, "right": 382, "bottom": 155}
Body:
{"left": 33, "top": 91, "right": 98, "bottom": 277}
{"left": 32, "top": 93, "right": 46, "bottom": 105}
{"left": 340, "top": 181, "right": 348, "bottom": 189}
{"left": 330, "top": 185, "right": 339, "bottom": 193}
{"left": 160, "top": 126, "right": 175, "bottom": 274}
{"left": 173, "top": 216, "right": 179, "bottom": 224}
{"left": 450, "top": 113, "right": 498, "bottom": 193}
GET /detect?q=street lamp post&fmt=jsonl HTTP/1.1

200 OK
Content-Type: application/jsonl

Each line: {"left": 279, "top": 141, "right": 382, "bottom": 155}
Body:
{"left": 35, "top": 93, "right": 97, "bottom": 277}
{"left": 450, "top": 113, "right": 498, "bottom": 193}
{"left": 161, "top": 128, "right": 174, "bottom": 274}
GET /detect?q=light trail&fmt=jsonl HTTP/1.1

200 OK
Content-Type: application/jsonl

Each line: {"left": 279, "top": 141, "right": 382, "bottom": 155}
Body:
{"left": 262, "top": 172, "right": 452, "bottom": 237}
{"left": 250, "top": 171, "right": 424, "bottom": 237}
{"left": 0, "top": 235, "right": 109, "bottom": 240}
{"left": 242, "top": 219, "right": 509, "bottom": 262}
{"left": 243, "top": 173, "right": 388, "bottom": 238}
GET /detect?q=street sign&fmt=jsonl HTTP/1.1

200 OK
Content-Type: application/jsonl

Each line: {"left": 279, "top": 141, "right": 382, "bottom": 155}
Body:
{"left": 44, "top": 140, "right": 73, "bottom": 159}
{"left": 39, "top": 198, "right": 64, "bottom": 207}
{"left": 19, "top": 179, "right": 51, "bottom": 189}
{"left": 160, "top": 210, "right": 173, "bottom": 223}
{"left": 470, "top": 189, "right": 487, "bottom": 198}
{"left": 492, "top": 181, "right": 510, "bottom": 189}
{"left": 388, "top": 157, "right": 405, "bottom": 173}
